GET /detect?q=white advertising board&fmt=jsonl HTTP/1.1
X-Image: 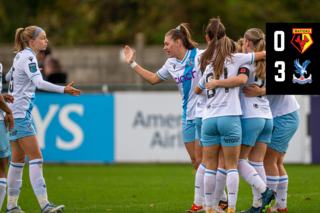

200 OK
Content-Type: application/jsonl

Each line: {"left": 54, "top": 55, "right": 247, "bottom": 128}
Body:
{"left": 115, "top": 92, "right": 191, "bottom": 163}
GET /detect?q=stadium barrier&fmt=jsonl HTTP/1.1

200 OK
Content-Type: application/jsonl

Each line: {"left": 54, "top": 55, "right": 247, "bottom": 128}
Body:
{"left": 31, "top": 93, "right": 311, "bottom": 164}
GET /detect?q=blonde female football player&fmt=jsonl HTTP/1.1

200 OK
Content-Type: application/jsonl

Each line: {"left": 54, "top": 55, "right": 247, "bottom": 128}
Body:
{"left": 205, "top": 28, "right": 276, "bottom": 213}
{"left": 0, "top": 63, "right": 15, "bottom": 212}
{"left": 124, "top": 23, "right": 204, "bottom": 170}
{"left": 242, "top": 89, "right": 299, "bottom": 212}
{"left": 186, "top": 18, "right": 229, "bottom": 213}
{"left": 195, "top": 36, "right": 268, "bottom": 213}
{"left": 5, "top": 26, "right": 82, "bottom": 213}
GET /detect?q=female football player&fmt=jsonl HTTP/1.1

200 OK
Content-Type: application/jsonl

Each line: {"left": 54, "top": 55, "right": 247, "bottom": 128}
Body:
{"left": 186, "top": 18, "right": 228, "bottom": 213}
{"left": 124, "top": 23, "right": 204, "bottom": 170}
{"left": 196, "top": 36, "right": 267, "bottom": 213}
{"left": 5, "top": 26, "right": 81, "bottom": 213}
{"left": 242, "top": 88, "right": 299, "bottom": 212}
{"left": 205, "top": 28, "right": 276, "bottom": 213}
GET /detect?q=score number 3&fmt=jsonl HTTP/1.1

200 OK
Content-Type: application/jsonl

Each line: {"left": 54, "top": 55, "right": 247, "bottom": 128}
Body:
{"left": 274, "top": 31, "right": 285, "bottom": 82}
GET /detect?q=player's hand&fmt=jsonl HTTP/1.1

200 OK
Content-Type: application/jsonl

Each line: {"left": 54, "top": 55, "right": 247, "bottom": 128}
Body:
{"left": 5, "top": 112, "right": 14, "bottom": 132}
{"left": 206, "top": 78, "right": 218, "bottom": 90}
{"left": 2, "top": 94, "right": 14, "bottom": 103}
{"left": 124, "top": 45, "right": 136, "bottom": 65}
{"left": 242, "top": 84, "right": 263, "bottom": 97}
{"left": 64, "top": 82, "right": 82, "bottom": 97}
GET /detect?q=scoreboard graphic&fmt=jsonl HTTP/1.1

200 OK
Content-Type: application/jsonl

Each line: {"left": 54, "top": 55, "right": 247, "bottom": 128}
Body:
{"left": 266, "top": 23, "right": 318, "bottom": 94}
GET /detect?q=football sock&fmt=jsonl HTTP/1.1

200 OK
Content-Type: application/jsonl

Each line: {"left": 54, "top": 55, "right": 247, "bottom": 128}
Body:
{"left": 7, "top": 162, "right": 24, "bottom": 210}
{"left": 276, "top": 175, "right": 288, "bottom": 209}
{"left": 204, "top": 169, "right": 216, "bottom": 209}
{"left": 226, "top": 169, "right": 239, "bottom": 211}
{"left": 250, "top": 161, "right": 266, "bottom": 207}
{"left": 0, "top": 178, "right": 6, "bottom": 211}
{"left": 238, "top": 159, "right": 266, "bottom": 193}
{"left": 29, "top": 159, "right": 49, "bottom": 209}
{"left": 221, "top": 190, "right": 228, "bottom": 202}
{"left": 266, "top": 175, "right": 279, "bottom": 191}
{"left": 213, "top": 168, "right": 227, "bottom": 207}
{"left": 194, "top": 163, "right": 206, "bottom": 206}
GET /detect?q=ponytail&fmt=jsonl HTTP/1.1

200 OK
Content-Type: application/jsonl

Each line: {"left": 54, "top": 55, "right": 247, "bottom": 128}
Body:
{"left": 212, "top": 37, "right": 233, "bottom": 80}
{"left": 244, "top": 28, "right": 266, "bottom": 80}
{"left": 200, "top": 17, "right": 226, "bottom": 72}
{"left": 165, "top": 23, "right": 198, "bottom": 50}
{"left": 13, "top": 26, "right": 37, "bottom": 53}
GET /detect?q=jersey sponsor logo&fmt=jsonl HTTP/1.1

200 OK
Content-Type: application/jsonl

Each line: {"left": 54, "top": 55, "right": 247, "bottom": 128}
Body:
{"left": 253, "top": 104, "right": 259, "bottom": 109}
{"left": 29, "top": 63, "right": 37, "bottom": 73}
{"left": 223, "top": 137, "right": 240, "bottom": 143}
{"left": 292, "top": 59, "right": 312, "bottom": 84}
{"left": 174, "top": 71, "right": 197, "bottom": 84}
{"left": 28, "top": 57, "right": 34, "bottom": 62}
{"left": 291, "top": 28, "right": 313, "bottom": 54}
{"left": 187, "top": 59, "right": 194, "bottom": 67}
{"left": 173, "top": 64, "right": 176, "bottom": 70}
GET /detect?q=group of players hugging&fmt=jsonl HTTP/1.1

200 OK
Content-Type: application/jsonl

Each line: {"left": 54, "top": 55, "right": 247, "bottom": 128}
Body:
{"left": 124, "top": 17, "right": 299, "bottom": 213}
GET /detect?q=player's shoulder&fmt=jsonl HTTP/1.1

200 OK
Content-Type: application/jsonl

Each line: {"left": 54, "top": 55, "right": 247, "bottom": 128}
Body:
{"left": 17, "top": 48, "right": 37, "bottom": 63}
{"left": 196, "top": 49, "right": 205, "bottom": 57}
{"left": 232, "top": 52, "right": 253, "bottom": 60}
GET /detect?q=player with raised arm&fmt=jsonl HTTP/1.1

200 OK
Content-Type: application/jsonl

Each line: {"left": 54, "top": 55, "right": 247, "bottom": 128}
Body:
{"left": 0, "top": 63, "right": 15, "bottom": 212}
{"left": 205, "top": 28, "right": 276, "bottom": 213}
{"left": 185, "top": 18, "right": 228, "bottom": 213}
{"left": 196, "top": 37, "right": 267, "bottom": 213}
{"left": 124, "top": 24, "right": 204, "bottom": 170}
{"left": 242, "top": 87, "right": 299, "bottom": 212}
{"left": 5, "top": 26, "right": 81, "bottom": 213}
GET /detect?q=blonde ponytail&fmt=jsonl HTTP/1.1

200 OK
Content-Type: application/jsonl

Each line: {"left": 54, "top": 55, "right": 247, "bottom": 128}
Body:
{"left": 13, "top": 26, "right": 37, "bottom": 53}
{"left": 244, "top": 28, "right": 266, "bottom": 80}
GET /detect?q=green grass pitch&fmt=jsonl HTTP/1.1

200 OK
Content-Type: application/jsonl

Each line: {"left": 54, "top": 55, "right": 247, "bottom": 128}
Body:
{"left": 3, "top": 164, "right": 319, "bottom": 213}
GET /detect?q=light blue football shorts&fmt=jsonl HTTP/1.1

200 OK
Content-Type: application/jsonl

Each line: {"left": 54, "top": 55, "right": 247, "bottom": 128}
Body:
{"left": 268, "top": 110, "right": 300, "bottom": 153}
{"left": 182, "top": 119, "right": 197, "bottom": 143}
{"left": 10, "top": 118, "right": 37, "bottom": 142}
{"left": 241, "top": 118, "right": 273, "bottom": 146}
{"left": 0, "top": 120, "right": 11, "bottom": 159}
{"left": 195, "top": 117, "right": 203, "bottom": 146}
{"left": 201, "top": 116, "right": 242, "bottom": 147}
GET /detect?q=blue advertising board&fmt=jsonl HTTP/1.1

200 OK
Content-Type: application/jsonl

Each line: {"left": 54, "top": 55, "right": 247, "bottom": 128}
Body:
{"left": 32, "top": 93, "right": 114, "bottom": 163}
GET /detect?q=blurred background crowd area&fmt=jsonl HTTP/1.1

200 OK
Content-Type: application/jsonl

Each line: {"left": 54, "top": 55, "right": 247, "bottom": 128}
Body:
{"left": 0, "top": 0, "right": 319, "bottom": 89}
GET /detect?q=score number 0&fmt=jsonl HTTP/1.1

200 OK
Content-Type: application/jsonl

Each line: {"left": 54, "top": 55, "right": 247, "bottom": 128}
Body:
{"left": 274, "top": 31, "right": 285, "bottom": 82}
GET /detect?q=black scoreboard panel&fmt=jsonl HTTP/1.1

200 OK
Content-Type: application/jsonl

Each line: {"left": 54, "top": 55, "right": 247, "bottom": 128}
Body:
{"left": 266, "top": 23, "right": 319, "bottom": 95}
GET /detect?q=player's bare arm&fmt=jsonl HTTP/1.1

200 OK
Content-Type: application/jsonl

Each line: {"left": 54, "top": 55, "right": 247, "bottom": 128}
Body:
{"left": 124, "top": 45, "right": 164, "bottom": 85}
{"left": 194, "top": 85, "right": 203, "bottom": 95}
{"left": 253, "top": 51, "right": 266, "bottom": 61}
{"left": 0, "top": 94, "right": 14, "bottom": 131}
{"left": 2, "top": 94, "right": 14, "bottom": 103}
{"left": 206, "top": 75, "right": 248, "bottom": 90}
{"left": 242, "top": 84, "right": 266, "bottom": 97}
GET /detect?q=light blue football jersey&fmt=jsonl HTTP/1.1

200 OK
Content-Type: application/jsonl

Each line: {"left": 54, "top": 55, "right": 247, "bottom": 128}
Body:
{"left": 157, "top": 48, "right": 204, "bottom": 120}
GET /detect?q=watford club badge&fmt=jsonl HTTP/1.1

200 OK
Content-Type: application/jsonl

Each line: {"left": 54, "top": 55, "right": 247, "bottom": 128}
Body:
{"left": 291, "top": 28, "right": 313, "bottom": 54}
